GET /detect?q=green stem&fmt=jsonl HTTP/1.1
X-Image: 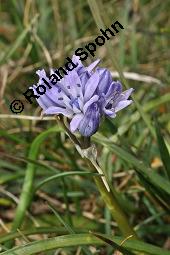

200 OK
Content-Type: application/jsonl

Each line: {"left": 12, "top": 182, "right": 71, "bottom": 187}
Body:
{"left": 94, "top": 176, "right": 137, "bottom": 238}
{"left": 86, "top": 159, "right": 138, "bottom": 239}
{"left": 57, "top": 121, "right": 138, "bottom": 238}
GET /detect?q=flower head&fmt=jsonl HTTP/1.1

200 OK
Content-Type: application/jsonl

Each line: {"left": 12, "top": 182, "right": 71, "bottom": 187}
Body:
{"left": 31, "top": 55, "right": 133, "bottom": 137}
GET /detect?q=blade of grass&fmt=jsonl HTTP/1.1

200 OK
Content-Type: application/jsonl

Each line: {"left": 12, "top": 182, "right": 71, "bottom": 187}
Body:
{"left": 0, "top": 160, "right": 23, "bottom": 172}
{"left": 155, "top": 119, "right": 170, "bottom": 180}
{"left": 0, "top": 173, "right": 23, "bottom": 184}
{"left": 7, "top": 126, "right": 62, "bottom": 248}
{"left": 48, "top": 203, "right": 74, "bottom": 233}
{"left": 0, "top": 14, "right": 39, "bottom": 64}
{"left": 137, "top": 171, "right": 170, "bottom": 210}
{"left": 130, "top": 21, "right": 138, "bottom": 68}
{"left": 119, "top": 0, "right": 131, "bottom": 67}
{"left": 110, "top": 93, "right": 170, "bottom": 141}
{"left": 0, "top": 130, "right": 26, "bottom": 144}
{"left": 65, "top": 0, "right": 78, "bottom": 41}
{"left": 90, "top": 232, "right": 135, "bottom": 255}
{"left": 93, "top": 133, "right": 170, "bottom": 196}
{"left": 1, "top": 233, "right": 170, "bottom": 255}
{"left": 48, "top": 203, "right": 93, "bottom": 255}
{"left": 34, "top": 171, "right": 100, "bottom": 191}
{"left": 0, "top": 227, "right": 67, "bottom": 244}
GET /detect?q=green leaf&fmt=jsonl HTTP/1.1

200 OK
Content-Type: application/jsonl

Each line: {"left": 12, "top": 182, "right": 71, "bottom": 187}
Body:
{"left": 0, "top": 14, "right": 38, "bottom": 64}
{"left": 9, "top": 126, "right": 62, "bottom": 242}
{"left": 48, "top": 203, "right": 92, "bottom": 255}
{"left": 93, "top": 133, "right": 170, "bottom": 197}
{"left": 0, "top": 130, "right": 25, "bottom": 144}
{"left": 155, "top": 119, "right": 170, "bottom": 180}
{"left": 90, "top": 232, "right": 135, "bottom": 255}
{"left": 48, "top": 203, "right": 74, "bottom": 234}
{"left": 100, "top": 117, "right": 118, "bottom": 136}
{"left": 1, "top": 234, "right": 169, "bottom": 255}
{"left": 0, "top": 173, "right": 23, "bottom": 184}
{"left": 35, "top": 171, "right": 101, "bottom": 191}
{"left": 136, "top": 171, "right": 170, "bottom": 210}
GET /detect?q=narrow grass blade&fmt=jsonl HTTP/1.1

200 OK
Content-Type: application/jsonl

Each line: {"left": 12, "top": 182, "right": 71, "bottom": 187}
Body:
{"left": 90, "top": 232, "right": 135, "bottom": 255}
{"left": 0, "top": 14, "right": 38, "bottom": 64}
{"left": 48, "top": 203, "right": 74, "bottom": 234}
{"left": 0, "top": 130, "right": 25, "bottom": 144}
{"left": 7, "top": 126, "right": 62, "bottom": 248}
{"left": 65, "top": 0, "right": 78, "bottom": 40}
{"left": 93, "top": 133, "right": 170, "bottom": 196}
{"left": 35, "top": 171, "right": 100, "bottom": 191}
{"left": 155, "top": 120, "right": 170, "bottom": 180}
{"left": 1, "top": 234, "right": 170, "bottom": 255}
{"left": 48, "top": 203, "right": 92, "bottom": 255}
{"left": 0, "top": 173, "right": 23, "bottom": 184}
{"left": 0, "top": 227, "right": 65, "bottom": 244}
{"left": 137, "top": 171, "right": 170, "bottom": 210}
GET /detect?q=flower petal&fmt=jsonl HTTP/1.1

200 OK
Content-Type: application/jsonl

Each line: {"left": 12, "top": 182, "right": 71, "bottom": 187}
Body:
{"left": 78, "top": 102, "right": 100, "bottom": 137}
{"left": 104, "top": 109, "right": 116, "bottom": 118}
{"left": 84, "top": 72, "right": 100, "bottom": 101}
{"left": 44, "top": 106, "right": 73, "bottom": 117}
{"left": 72, "top": 55, "right": 84, "bottom": 71}
{"left": 86, "top": 59, "right": 100, "bottom": 73}
{"left": 97, "top": 68, "right": 112, "bottom": 95}
{"left": 83, "top": 95, "right": 99, "bottom": 113}
{"left": 64, "top": 69, "right": 83, "bottom": 99}
{"left": 32, "top": 55, "right": 134, "bottom": 138}
{"left": 45, "top": 85, "right": 74, "bottom": 111}
{"left": 120, "top": 88, "right": 134, "bottom": 100}
{"left": 105, "top": 81, "right": 122, "bottom": 100}
{"left": 70, "top": 113, "right": 84, "bottom": 132}
{"left": 115, "top": 100, "right": 133, "bottom": 113}
{"left": 80, "top": 72, "right": 90, "bottom": 93}
{"left": 31, "top": 85, "right": 55, "bottom": 110}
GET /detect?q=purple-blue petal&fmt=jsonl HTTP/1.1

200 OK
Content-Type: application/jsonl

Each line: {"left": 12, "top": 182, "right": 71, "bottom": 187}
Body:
{"left": 78, "top": 102, "right": 101, "bottom": 137}
{"left": 86, "top": 59, "right": 100, "bottom": 73}
{"left": 44, "top": 106, "right": 73, "bottom": 117}
{"left": 83, "top": 95, "right": 99, "bottom": 113}
{"left": 115, "top": 100, "right": 133, "bottom": 113}
{"left": 97, "top": 68, "right": 112, "bottom": 95}
{"left": 105, "top": 81, "right": 122, "bottom": 100}
{"left": 84, "top": 72, "right": 100, "bottom": 101}
{"left": 32, "top": 85, "right": 54, "bottom": 111}
{"left": 70, "top": 113, "right": 84, "bottom": 132}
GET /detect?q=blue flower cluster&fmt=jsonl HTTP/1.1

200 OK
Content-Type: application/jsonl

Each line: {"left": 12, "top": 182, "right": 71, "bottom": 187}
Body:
{"left": 30, "top": 55, "right": 133, "bottom": 137}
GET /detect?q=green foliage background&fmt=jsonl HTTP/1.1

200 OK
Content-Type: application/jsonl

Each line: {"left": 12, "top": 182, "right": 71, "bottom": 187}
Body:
{"left": 0, "top": 0, "right": 170, "bottom": 254}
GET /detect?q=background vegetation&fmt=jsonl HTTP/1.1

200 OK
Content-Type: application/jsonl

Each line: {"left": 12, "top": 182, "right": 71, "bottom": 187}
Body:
{"left": 0, "top": 0, "right": 170, "bottom": 254}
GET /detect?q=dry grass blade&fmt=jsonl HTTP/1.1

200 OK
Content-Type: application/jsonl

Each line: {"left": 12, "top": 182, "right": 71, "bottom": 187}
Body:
{"left": 111, "top": 71, "right": 163, "bottom": 86}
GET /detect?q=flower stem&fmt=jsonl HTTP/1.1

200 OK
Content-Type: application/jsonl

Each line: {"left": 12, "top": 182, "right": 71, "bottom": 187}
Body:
{"left": 56, "top": 120, "right": 138, "bottom": 239}
{"left": 95, "top": 176, "right": 137, "bottom": 238}
{"left": 86, "top": 158, "right": 138, "bottom": 239}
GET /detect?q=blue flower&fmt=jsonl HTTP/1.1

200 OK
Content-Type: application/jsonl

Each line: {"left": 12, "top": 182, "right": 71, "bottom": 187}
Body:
{"left": 31, "top": 55, "right": 133, "bottom": 137}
